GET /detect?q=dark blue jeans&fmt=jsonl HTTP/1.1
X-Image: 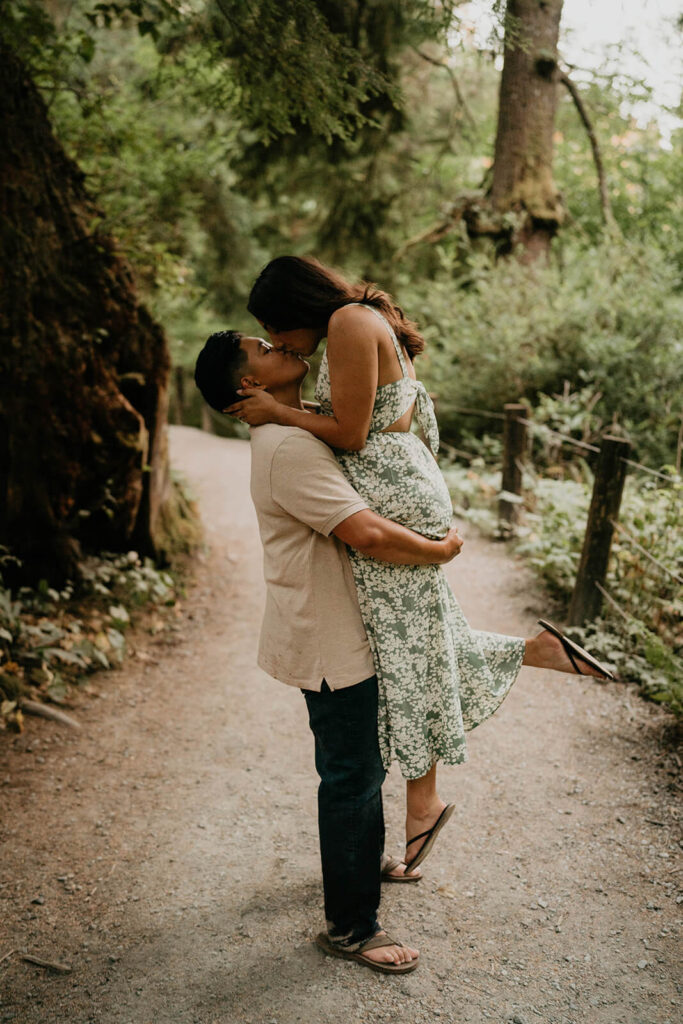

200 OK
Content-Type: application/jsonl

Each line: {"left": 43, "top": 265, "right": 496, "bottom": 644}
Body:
{"left": 303, "top": 675, "right": 386, "bottom": 949}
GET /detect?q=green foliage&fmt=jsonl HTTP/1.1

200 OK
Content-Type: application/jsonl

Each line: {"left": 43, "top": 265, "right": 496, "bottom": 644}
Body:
{"left": 0, "top": 550, "right": 179, "bottom": 732}
{"left": 8, "top": 1, "right": 682, "bottom": 447}
{"left": 571, "top": 619, "right": 683, "bottom": 718}
{"left": 203, "top": 0, "right": 461, "bottom": 142}
{"left": 4, "top": 0, "right": 681, "bottom": 720}
{"left": 553, "top": 73, "right": 683, "bottom": 266}
{"left": 515, "top": 477, "right": 590, "bottom": 597}
{"left": 403, "top": 241, "right": 683, "bottom": 465}
{"left": 206, "top": 1, "right": 394, "bottom": 144}
{"left": 442, "top": 459, "right": 683, "bottom": 714}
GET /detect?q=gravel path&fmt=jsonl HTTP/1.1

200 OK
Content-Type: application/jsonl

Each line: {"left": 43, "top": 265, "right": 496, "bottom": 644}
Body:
{"left": 1, "top": 425, "right": 680, "bottom": 1024}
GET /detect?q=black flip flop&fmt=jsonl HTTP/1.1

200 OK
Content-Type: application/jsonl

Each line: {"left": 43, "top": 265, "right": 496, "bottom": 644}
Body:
{"left": 538, "top": 619, "right": 615, "bottom": 681}
{"left": 404, "top": 803, "right": 455, "bottom": 873}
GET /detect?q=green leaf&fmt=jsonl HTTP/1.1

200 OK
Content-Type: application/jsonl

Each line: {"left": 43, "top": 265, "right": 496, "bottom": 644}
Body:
{"left": 42, "top": 646, "right": 88, "bottom": 667}
{"left": 138, "top": 20, "right": 157, "bottom": 38}
{"left": 47, "top": 677, "right": 69, "bottom": 705}
{"left": 79, "top": 34, "right": 96, "bottom": 64}
{"left": 108, "top": 604, "right": 130, "bottom": 625}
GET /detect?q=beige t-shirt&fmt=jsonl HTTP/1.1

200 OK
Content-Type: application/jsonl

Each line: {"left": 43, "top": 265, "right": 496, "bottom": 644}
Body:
{"left": 249, "top": 423, "right": 376, "bottom": 691}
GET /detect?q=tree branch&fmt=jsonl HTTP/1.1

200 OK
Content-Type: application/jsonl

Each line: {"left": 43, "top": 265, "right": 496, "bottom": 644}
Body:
{"left": 393, "top": 199, "right": 466, "bottom": 261}
{"left": 413, "top": 47, "right": 476, "bottom": 129}
{"left": 559, "top": 72, "right": 617, "bottom": 231}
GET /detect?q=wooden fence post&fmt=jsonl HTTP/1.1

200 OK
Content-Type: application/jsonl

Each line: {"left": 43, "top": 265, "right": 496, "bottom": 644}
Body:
{"left": 568, "top": 435, "right": 631, "bottom": 626}
{"left": 171, "top": 365, "right": 186, "bottom": 425}
{"left": 499, "top": 403, "right": 527, "bottom": 530}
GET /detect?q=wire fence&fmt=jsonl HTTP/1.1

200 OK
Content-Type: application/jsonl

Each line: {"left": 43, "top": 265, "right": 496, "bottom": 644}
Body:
{"left": 610, "top": 519, "right": 683, "bottom": 586}
{"left": 441, "top": 403, "right": 681, "bottom": 481}
{"left": 517, "top": 417, "right": 601, "bottom": 454}
{"left": 439, "top": 401, "right": 682, "bottom": 631}
{"left": 621, "top": 458, "right": 678, "bottom": 483}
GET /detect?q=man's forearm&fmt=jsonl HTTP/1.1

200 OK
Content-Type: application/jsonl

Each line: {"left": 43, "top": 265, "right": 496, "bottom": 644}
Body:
{"left": 358, "top": 520, "right": 448, "bottom": 565}
{"left": 333, "top": 510, "right": 452, "bottom": 565}
{"left": 276, "top": 404, "right": 368, "bottom": 451}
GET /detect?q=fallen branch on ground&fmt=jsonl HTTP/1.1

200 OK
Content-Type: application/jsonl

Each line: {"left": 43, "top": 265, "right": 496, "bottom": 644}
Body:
{"left": 21, "top": 953, "right": 72, "bottom": 973}
{"left": 18, "top": 699, "right": 81, "bottom": 730}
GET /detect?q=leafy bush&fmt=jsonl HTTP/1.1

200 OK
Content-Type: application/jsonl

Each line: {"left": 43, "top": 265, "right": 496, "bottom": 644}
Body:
{"left": 0, "top": 550, "right": 179, "bottom": 733}
{"left": 442, "top": 457, "right": 683, "bottom": 714}
{"left": 401, "top": 240, "right": 683, "bottom": 467}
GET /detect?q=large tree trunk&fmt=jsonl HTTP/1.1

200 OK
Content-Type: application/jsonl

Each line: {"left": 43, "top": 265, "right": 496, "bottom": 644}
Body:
{"left": 394, "top": 1, "right": 567, "bottom": 264}
{"left": 488, "top": 0, "right": 565, "bottom": 257}
{"left": 0, "top": 45, "right": 172, "bottom": 585}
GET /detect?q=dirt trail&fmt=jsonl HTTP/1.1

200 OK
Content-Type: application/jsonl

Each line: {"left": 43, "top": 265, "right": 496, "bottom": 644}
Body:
{"left": 1, "top": 425, "right": 680, "bottom": 1024}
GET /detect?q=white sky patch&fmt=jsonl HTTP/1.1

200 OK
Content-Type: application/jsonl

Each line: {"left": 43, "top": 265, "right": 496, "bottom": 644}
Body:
{"left": 455, "top": 0, "right": 682, "bottom": 144}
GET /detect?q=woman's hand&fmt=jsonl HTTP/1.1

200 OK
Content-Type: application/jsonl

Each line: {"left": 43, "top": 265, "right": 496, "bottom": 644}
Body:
{"left": 436, "top": 526, "right": 464, "bottom": 564}
{"left": 225, "top": 387, "right": 285, "bottom": 426}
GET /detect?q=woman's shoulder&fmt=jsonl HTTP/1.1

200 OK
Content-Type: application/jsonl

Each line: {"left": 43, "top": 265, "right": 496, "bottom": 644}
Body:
{"left": 328, "top": 302, "right": 383, "bottom": 338}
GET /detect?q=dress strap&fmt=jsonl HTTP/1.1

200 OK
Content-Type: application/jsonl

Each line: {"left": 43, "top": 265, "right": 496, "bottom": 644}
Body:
{"left": 353, "top": 303, "right": 410, "bottom": 379}
{"left": 344, "top": 302, "right": 440, "bottom": 456}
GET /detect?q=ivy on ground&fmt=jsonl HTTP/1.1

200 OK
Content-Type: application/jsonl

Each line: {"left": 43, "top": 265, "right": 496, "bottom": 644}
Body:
{"left": 0, "top": 550, "right": 181, "bottom": 734}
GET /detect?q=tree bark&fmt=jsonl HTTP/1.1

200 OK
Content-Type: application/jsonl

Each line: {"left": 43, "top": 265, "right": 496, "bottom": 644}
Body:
{"left": 171, "top": 365, "right": 187, "bottom": 425}
{"left": 393, "top": 1, "right": 566, "bottom": 263}
{"left": 0, "top": 45, "right": 172, "bottom": 585}
{"left": 485, "top": 0, "right": 565, "bottom": 257}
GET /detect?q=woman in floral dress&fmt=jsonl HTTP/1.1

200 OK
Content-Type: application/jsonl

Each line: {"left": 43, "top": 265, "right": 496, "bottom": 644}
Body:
{"left": 229, "top": 256, "right": 612, "bottom": 874}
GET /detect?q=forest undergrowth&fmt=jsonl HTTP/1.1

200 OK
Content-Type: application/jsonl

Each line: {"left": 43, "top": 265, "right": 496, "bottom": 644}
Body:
{"left": 0, "top": 474, "right": 200, "bottom": 735}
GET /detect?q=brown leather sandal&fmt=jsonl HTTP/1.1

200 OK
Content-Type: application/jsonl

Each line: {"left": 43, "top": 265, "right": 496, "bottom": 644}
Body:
{"left": 316, "top": 929, "right": 419, "bottom": 974}
{"left": 381, "top": 853, "right": 422, "bottom": 884}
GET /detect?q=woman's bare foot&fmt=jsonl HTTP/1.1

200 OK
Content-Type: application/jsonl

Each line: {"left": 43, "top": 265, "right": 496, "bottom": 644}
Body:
{"left": 362, "top": 930, "right": 419, "bottom": 966}
{"left": 523, "top": 629, "right": 607, "bottom": 678}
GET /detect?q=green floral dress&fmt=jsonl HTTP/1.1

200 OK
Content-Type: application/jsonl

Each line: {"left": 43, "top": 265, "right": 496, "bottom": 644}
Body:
{"left": 315, "top": 304, "right": 525, "bottom": 780}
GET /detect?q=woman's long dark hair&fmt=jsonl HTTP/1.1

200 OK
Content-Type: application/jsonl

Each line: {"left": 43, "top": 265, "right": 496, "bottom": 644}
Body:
{"left": 247, "top": 256, "right": 426, "bottom": 359}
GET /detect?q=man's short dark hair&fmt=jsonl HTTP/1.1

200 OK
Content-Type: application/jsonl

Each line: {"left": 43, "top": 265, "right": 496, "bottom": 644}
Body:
{"left": 194, "top": 330, "right": 246, "bottom": 412}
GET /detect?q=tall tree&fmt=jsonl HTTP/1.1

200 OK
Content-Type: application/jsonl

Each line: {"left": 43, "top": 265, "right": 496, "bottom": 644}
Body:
{"left": 487, "top": 0, "right": 565, "bottom": 256}
{"left": 397, "top": 0, "right": 568, "bottom": 262}
{"left": 0, "top": 43, "right": 172, "bottom": 584}
{"left": 214, "top": 0, "right": 568, "bottom": 262}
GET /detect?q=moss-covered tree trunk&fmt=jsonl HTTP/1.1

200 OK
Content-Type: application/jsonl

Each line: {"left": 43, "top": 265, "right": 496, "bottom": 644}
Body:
{"left": 488, "top": 0, "right": 565, "bottom": 257}
{"left": 399, "top": 1, "right": 567, "bottom": 261}
{"left": 0, "top": 45, "right": 172, "bottom": 585}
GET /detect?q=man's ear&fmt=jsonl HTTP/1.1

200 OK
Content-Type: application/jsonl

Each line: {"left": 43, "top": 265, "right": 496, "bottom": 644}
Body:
{"left": 239, "top": 375, "right": 267, "bottom": 391}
